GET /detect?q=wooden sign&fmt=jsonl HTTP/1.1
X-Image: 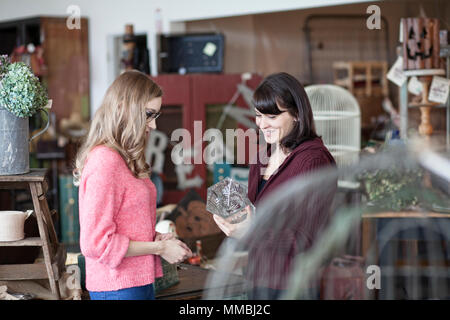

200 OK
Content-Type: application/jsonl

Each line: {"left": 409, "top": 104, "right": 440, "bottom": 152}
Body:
{"left": 402, "top": 18, "right": 440, "bottom": 70}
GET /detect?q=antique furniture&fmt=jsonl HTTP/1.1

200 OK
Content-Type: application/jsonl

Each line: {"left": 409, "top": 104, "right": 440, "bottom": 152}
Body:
{"left": 400, "top": 17, "right": 446, "bottom": 140}
{"left": 361, "top": 211, "right": 450, "bottom": 299}
{"left": 0, "top": 169, "right": 66, "bottom": 299}
{"left": 333, "top": 61, "right": 388, "bottom": 98}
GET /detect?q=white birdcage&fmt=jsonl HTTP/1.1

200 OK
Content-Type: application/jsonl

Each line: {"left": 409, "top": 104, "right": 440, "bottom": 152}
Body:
{"left": 305, "top": 84, "right": 361, "bottom": 168}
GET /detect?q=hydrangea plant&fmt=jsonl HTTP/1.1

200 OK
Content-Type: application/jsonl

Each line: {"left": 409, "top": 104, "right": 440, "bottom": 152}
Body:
{"left": 0, "top": 56, "right": 48, "bottom": 118}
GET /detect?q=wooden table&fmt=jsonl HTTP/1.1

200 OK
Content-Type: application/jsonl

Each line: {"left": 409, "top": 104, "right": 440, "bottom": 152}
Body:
{"left": 361, "top": 211, "right": 450, "bottom": 264}
{"left": 361, "top": 211, "right": 450, "bottom": 299}
{"left": 156, "top": 264, "right": 245, "bottom": 300}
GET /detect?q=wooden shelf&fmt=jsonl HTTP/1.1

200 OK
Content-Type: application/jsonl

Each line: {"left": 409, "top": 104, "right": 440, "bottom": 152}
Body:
{"left": 0, "top": 263, "right": 49, "bottom": 280}
{"left": 332, "top": 60, "right": 388, "bottom": 97}
{"left": 408, "top": 103, "right": 447, "bottom": 109}
{"left": 0, "top": 244, "right": 66, "bottom": 281}
{"left": 0, "top": 237, "right": 43, "bottom": 247}
{"left": 0, "top": 168, "right": 49, "bottom": 191}
{"left": 362, "top": 211, "right": 450, "bottom": 219}
{"left": 0, "top": 168, "right": 48, "bottom": 182}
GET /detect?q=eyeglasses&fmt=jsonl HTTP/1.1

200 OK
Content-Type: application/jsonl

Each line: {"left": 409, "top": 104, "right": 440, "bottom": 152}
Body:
{"left": 146, "top": 110, "right": 161, "bottom": 121}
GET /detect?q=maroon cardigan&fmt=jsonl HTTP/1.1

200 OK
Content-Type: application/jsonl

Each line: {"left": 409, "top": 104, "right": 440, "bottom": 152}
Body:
{"left": 245, "top": 137, "right": 337, "bottom": 290}
{"left": 248, "top": 137, "right": 336, "bottom": 205}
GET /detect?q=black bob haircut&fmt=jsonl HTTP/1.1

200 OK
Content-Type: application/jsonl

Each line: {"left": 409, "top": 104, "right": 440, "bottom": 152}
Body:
{"left": 252, "top": 72, "right": 319, "bottom": 152}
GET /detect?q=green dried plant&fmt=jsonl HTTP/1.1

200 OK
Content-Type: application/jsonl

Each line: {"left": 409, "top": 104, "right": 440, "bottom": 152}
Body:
{"left": 359, "top": 167, "right": 424, "bottom": 211}
{"left": 0, "top": 58, "right": 48, "bottom": 118}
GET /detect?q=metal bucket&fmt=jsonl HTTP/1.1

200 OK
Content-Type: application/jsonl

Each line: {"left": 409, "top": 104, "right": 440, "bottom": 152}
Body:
{"left": 0, "top": 104, "right": 49, "bottom": 175}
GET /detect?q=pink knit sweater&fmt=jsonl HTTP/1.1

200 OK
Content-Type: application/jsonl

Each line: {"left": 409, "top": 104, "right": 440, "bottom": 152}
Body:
{"left": 78, "top": 145, "right": 163, "bottom": 292}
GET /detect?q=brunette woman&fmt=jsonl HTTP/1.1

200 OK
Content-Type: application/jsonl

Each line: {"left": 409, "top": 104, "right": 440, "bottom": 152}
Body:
{"left": 213, "top": 72, "right": 337, "bottom": 299}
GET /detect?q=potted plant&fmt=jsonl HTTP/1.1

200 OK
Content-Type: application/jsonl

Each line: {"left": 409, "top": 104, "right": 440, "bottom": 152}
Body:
{"left": 0, "top": 54, "right": 51, "bottom": 175}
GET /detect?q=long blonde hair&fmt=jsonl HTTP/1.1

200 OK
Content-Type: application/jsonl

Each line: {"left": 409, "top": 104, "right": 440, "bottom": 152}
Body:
{"left": 73, "top": 70, "right": 163, "bottom": 186}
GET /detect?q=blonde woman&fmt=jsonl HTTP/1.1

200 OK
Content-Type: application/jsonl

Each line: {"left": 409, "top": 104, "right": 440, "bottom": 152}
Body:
{"left": 74, "top": 70, "right": 192, "bottom": 300}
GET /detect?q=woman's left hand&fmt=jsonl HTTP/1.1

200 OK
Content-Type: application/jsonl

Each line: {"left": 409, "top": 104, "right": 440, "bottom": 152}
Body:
{"left": 213, "top": 205, "right": 253, "bottom": 239}
{"left": 155, "top": 232, "right": 176, "bottom": 241}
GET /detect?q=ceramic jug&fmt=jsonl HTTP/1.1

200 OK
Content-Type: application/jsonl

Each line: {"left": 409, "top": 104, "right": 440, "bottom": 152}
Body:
{"left": 0, "top": 210, "right": 33, "bottom": 241}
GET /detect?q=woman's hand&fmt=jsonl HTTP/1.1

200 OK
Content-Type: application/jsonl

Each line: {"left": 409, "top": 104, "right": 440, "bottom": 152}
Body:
{"left": 155, "top": 231, "right": 176, "bottom": 241}
{"left": 158, "top": 239, "right": 192, "bottom": 264}
{"left": 213, "top": 205, "right": 253, "bottom": 239}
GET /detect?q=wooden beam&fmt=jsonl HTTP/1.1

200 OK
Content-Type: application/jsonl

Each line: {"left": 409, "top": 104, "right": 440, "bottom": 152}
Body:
{"left": 0, "top": 237, "right": 42, "bottom": 246}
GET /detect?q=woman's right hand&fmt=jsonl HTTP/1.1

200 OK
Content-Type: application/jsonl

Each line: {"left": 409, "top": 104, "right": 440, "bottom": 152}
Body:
{"left": 159, "top": 239, "right": 192, "bottom": 264}
{"left": 213, "top": 205, "right": 253, "bottom": 239}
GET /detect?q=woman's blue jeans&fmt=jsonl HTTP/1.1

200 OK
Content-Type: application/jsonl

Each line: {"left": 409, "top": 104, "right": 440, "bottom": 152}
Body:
{"left": 89, "top": 283, "right": 155, "bottom": 300}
